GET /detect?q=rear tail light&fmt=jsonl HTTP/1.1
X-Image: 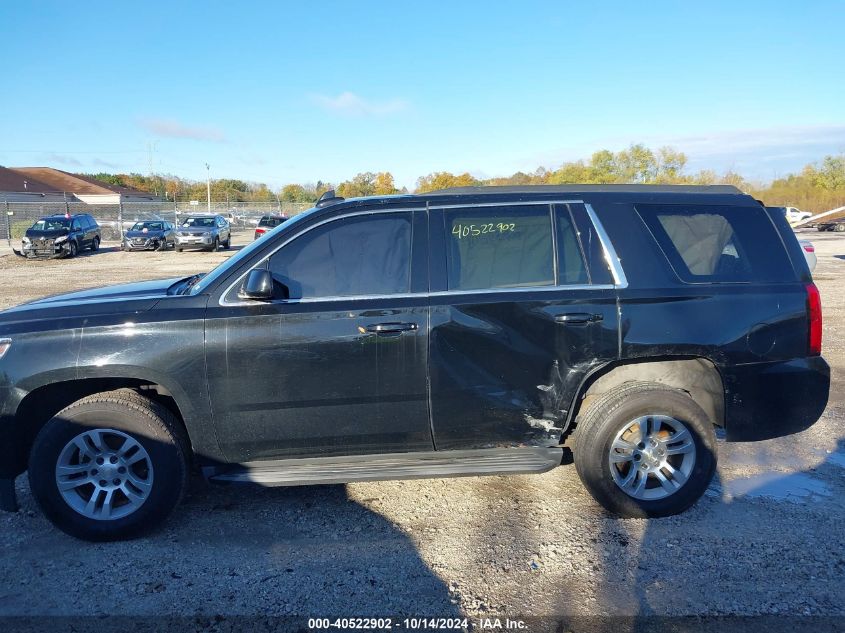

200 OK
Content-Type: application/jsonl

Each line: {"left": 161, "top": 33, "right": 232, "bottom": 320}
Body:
{"left": 255, "top": 228, "right": 266, "bottom": 234}
{"left": 806, "top": 282, "right": 822, "bottom": 356}
{"left": 803, "top": 244, "right": 815, "bottom": 253}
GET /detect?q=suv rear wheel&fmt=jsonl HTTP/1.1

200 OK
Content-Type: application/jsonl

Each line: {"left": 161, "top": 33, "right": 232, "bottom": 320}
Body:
{"left": 28, "top": 390, "right": 189, "bottom": 541}
{"left": 90, "top": 236, "right": 100, "bottom": 252}
{"left": 572, "top": 381, "right": 717, "bottom": 518}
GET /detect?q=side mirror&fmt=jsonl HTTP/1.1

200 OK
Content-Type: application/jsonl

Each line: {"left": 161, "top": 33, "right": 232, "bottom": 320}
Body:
{"left": 238, "top": 269, "right": 274, "bottom": 301}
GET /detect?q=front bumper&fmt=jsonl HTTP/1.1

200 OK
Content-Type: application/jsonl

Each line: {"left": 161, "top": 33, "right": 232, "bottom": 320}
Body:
{"left": 176, "top": 235, "right": 215, "bottom": 249}
{"left": 723, "top": 356, "right": 830, "bottom": 441}
{"left": 21, "top": 240, "right": 71, "bottom": 258}
{"left": 124, "top": 238, "right": 162, "bottom": 251}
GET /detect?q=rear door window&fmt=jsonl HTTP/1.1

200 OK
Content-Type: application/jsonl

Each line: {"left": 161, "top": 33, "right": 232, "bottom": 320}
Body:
{"left": 636, "top": 204, "right": 793, "bottom": 283}
{"left": 443, "top": 205, "right": 555, "bottom": 291}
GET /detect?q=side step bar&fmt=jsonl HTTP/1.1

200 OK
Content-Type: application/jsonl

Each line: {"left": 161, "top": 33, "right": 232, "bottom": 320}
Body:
{"left": 206, "top": 447, "right": 563, "bottom": 487}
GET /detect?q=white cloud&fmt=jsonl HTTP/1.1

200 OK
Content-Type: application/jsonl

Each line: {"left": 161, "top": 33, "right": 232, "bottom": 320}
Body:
{"left": 138, "top": 118, "right": 226, "bottom": 142}
{"left": 310, "top": 91, "right": 409, "bottom": 117}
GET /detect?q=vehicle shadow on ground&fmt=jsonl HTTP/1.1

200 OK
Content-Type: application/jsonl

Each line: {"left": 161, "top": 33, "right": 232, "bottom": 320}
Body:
{"left": 6, "top": 478, "right": 462, "bottom": 617}
{"left": 174, "top": 482, "right": 464, "bottom": 615}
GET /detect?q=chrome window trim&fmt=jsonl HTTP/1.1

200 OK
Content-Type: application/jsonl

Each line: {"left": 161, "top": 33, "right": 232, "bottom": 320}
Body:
{"left": 219, "top": 199, "right": 626, "bottom": 307}
{"left": 584, "top": 203, "right": 628, "bottom": 288}
{"left": 221, "top": 284, "right": 618, "bottom": 307}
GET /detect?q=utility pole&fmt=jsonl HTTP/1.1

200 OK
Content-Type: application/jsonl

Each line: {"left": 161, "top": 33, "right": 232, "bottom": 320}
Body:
{"left": 205, "top": 163, "right": 211, "bottom": 213}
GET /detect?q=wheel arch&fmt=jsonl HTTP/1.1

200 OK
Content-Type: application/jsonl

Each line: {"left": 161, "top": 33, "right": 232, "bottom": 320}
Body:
{"left": 6, "top": 374, "right": 209, "bottom": 478}
{"left": 565, "top": 356, "right": 725, "bottom": 439}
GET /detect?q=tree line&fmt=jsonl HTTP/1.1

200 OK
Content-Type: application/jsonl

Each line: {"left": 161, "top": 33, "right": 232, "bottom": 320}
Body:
{"left": 85, "top": 145, "right": 845, "bottom": 213}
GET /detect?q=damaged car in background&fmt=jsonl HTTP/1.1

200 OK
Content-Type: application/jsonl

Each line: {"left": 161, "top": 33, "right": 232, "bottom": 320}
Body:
{"left": 122, "top": 220, "right": 177, "bottom": 251}
{"left": 19, "top": 213, "right": 101, "bottom": 259}
{"left": 0, "top": 185, "right": 829, "bottom": 541}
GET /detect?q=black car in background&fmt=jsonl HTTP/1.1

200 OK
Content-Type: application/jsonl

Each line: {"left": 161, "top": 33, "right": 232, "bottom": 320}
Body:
{"left": 253, "top": 214, "right": 289, "bottom": 239}
{"left": 175, "top": 215, "right": 231, "bottom": 251}
{"left": 123, "top": 221, "right": 176, "bottom": 251}
{"left": 20, "top": 213, "right": 101, "bottom": 259}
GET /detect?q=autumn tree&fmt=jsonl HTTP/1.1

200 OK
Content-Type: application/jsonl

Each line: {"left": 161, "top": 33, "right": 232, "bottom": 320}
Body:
{"left": 415, "top": 171, "right": 480, "bottom": 193}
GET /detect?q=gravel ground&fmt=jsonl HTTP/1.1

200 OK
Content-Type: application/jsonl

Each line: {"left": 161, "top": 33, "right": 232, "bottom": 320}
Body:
{"left": 0, "top": 230, "right": 843, "bottom": 620}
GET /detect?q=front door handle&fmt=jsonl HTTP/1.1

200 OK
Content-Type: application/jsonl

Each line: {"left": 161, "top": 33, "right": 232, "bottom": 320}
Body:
{"left": 555, "top": 313, "right": 603, "bottom": 325}
{"left": 363, "top": 322, "right": 419, "bottom": 335}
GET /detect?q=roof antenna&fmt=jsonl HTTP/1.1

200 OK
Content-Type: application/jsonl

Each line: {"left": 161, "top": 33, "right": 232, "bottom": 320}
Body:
{"left": 316, "top": 189, "right": 344, "bottom": 208}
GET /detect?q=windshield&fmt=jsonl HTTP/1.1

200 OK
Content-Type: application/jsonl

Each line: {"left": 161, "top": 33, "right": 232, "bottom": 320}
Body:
{"left": 190, "top": 207, "right": 318, "bottom": 294}
{"left": 131, "top": 221, "right": 164, "bottom": 231}
{"left": 182, "top": 217, "right": 216, "bottom": 228}
{"left": 32, "top": 218, "right": 70, "bottom": 230}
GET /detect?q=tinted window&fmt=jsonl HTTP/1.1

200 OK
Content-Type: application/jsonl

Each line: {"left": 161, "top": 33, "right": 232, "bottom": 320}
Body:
{"left": 259, "top": 216, "right": 285, "bottom": 228}
{"left": 636, "top": 204, "right": 794, "bottom": 283}
{"left": 444, "top": 205, "right": 554, "bottom": 290}
{"left": 268, "top": 213, "right": 412, "bottom": 299}
{"left": 556, "top": 206, "right": 589, "bottom": 284}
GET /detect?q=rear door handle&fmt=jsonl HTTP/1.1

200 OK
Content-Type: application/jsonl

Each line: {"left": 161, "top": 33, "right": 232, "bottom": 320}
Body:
{"left": 555, "top": 313, "right": 603, "bottom": 325}
{"left": 364, "top": 322, "right": 419, "bottom": 334}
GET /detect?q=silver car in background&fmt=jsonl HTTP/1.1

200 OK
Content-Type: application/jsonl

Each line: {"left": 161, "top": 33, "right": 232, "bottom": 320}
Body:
{"left": 175, "top": 215, "right": 232, "bottom": 252}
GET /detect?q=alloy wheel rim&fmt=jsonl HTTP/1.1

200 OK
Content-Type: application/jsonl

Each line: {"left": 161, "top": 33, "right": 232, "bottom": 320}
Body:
{"left": 55, "top": 428, "right": 154, "bottom": 520}
{"left": 608, "top": 415, "right": 696, "bottom": 500}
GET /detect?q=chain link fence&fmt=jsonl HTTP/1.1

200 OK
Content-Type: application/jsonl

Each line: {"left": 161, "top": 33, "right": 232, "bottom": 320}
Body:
{"left": 1, "top": 201, "right": 313, "bottom": 244}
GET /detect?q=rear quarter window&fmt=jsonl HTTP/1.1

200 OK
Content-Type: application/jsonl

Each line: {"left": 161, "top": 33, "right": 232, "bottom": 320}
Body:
{"left": 636, "top": 204, "right": 795, "bottom": 283}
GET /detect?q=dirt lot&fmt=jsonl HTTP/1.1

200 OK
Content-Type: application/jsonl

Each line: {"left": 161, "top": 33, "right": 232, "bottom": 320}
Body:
{"left": 0, "top": 230, "right": 843, "bottom": 622}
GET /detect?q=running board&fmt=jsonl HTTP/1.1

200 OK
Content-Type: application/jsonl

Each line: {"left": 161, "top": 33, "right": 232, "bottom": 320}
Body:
{"left": 206, "top": 447, "right": 563, "bottom": 487}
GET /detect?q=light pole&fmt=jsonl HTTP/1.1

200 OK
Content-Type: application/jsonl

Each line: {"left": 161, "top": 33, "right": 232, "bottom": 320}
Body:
{"left": 205, "top": 163, "right": 211, "bottom": 213}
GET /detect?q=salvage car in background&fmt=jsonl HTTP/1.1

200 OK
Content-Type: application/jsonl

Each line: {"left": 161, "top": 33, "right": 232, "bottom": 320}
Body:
{"left": 20, "top": 214, "right": 101, "bottom": 259}
{"left": 123, "top": 221, "right": 176, "bottom": 251}
{"left": 175, "top": 215, "right": 231, "bottom": 251}
{"left": 254, "top": 214, "right": 289, "bottom": 239}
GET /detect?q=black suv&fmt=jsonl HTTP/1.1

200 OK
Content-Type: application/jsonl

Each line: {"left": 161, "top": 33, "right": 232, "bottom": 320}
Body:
{"left": 0, "top": 185, "right": 829, "bottom": 540}
{"left": 20, "top": 213, "right": 101, "bottom": 258}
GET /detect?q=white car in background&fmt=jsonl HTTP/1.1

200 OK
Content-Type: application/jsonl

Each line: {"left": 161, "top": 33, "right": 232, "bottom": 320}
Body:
{"left": 785, "top": 206, "right": 813, "bottom": 223}
{"left": 798, "top": 240, "right": 817, "bottom": 271}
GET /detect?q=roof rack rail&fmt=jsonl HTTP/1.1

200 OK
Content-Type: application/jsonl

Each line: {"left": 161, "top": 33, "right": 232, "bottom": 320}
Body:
{"left": 316, "top": 189, "right": 345, "bottom": 208}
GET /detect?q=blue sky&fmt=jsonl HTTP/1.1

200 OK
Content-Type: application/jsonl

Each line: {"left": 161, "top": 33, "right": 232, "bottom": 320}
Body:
{"left": 1, "top": 1, "right": 844, "bottom": 190}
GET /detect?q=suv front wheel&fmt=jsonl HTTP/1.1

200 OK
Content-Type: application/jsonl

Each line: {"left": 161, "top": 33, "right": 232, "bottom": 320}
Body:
{"left": 28, "top": 390, "right": 189, "bottom": 541}
{"left": 572, "top": 381, "right": 717, "bottom": 518}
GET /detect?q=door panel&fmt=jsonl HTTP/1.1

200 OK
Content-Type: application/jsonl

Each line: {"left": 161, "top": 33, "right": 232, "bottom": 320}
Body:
{"left": 429, "top": 293, "right": 617, "bottom": 449}
{"left": 428, "top": 202, "right": 619, "bottom": 450}
{"left": 205, "top": 208, "right": 432, "bottom": 462}
{"left": 206, "top": 299, "right": 431, "bottom": 461}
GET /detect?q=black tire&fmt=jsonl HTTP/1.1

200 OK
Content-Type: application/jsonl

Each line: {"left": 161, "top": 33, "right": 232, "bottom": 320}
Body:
{"left": 572, "top": 381, "right": 717, "bottom": 518}
{"left": 223, "top": 236, "right": 231, "bottom": 250}
{"left": 90, "top": 236, "right": 100, "bottom": 252}
{"left": 156, "top": 240, "right": 167, "bottom": 252}
{"left": 176, "top": 246, "right": 183, "bottom": 252}
{"left": 210, "top": 237, "right": 219, "bottom": 252}
{"left": 817, "top": 226, "right": 825, "bottom": 232}
{"left": 28, "top": 390, "right": 189, "bottom": 541}
{"left": 67, "top": 241, "right": 78, "bottom": 258}
{"left": 836, "top": 224, "right": 845, "bottom": 233}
